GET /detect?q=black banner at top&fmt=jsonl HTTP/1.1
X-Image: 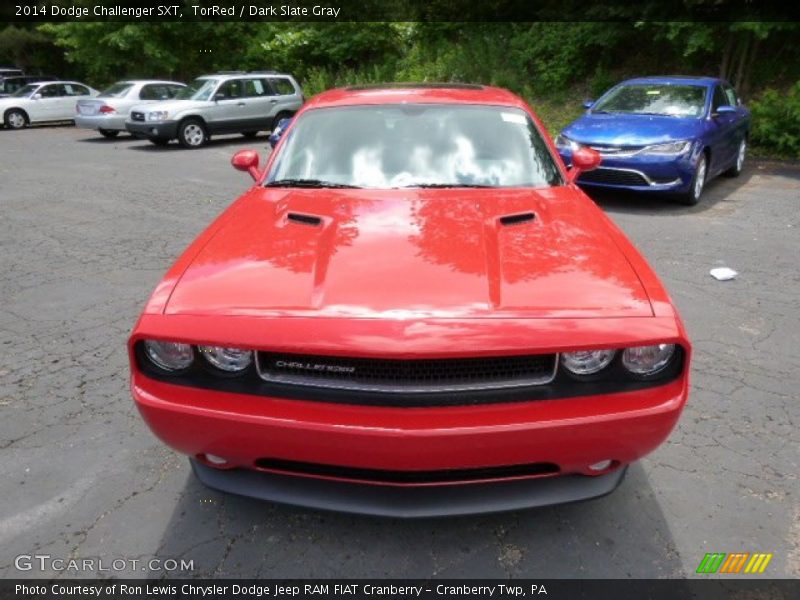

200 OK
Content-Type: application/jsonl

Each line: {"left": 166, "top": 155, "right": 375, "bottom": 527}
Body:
{"left": 3, "top": 0, "right": 800, "bottom": 22}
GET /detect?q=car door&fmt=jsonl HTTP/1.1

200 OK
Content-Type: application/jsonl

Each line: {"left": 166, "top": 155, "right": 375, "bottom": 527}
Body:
{"left": 723, "top": 83, "right": 749, "bottom": 149}
{"left": 266, "top": 77, "right": 301, "bottom": 125}
{"left": 239, "top": 77, "right": 275, "bottom": 130}
{"left": 60, "top": 83, "right": 92, "bottom": 120}
{"left": 707, "top": 84, "right": 737, "bottom": 174}
{"left": 208, "top": 79, "right": 248, "bottom": 133}
{"left": 26, "top": 83, "right": 62, "bottom": 121}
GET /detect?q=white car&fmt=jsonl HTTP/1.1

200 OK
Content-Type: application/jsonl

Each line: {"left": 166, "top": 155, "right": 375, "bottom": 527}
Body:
{"left": 1, "top": 80, "right": 99, "bottom": 129}
{"left": 75, "top": 80, "right": 185, "bottom": 138}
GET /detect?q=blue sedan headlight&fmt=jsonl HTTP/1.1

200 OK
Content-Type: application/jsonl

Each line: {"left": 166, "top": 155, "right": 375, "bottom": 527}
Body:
{"left": 555, "top": 134, "right": 581, "bottom": 151}
{"left": 639, "top": 141, "right": 692, "bottom": 155}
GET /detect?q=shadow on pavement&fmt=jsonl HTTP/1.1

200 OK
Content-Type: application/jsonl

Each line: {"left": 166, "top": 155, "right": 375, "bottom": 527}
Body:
{"left": 150, "top": 462, "right": 683, "bottom": 578}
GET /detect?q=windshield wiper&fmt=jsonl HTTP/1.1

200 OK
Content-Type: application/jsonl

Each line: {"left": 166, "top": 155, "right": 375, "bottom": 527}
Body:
{"left": 399, "top": 183, "right": 494, "bottom": 189}
{"left": 265, "top": 178, "right": 362, "bottom": 189}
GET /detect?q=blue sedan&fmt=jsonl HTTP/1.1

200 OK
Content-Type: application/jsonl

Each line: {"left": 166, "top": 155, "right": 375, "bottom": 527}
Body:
{"left": 556, "top": 76, "right": 750, "bottom": 205}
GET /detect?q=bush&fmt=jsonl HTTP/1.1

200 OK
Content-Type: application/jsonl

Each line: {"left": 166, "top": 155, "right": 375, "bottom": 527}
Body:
{"left": 749, "top": 82, "right": 800, "bottom": 158}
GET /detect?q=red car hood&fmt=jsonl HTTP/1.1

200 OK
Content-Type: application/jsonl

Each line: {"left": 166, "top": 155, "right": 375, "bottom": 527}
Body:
{"left": 165, "top": 187, "right": 653, "bottom": 319}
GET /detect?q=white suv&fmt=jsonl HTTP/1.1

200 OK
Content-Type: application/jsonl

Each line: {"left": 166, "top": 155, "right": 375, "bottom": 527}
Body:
{"left": 125, "top": 71, "right": 303, "bottom": 148}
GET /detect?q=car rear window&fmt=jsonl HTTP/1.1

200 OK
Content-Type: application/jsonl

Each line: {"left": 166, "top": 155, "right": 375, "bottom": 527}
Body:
{"left": 101, "top": 82, "right": 134, "bottom": 98}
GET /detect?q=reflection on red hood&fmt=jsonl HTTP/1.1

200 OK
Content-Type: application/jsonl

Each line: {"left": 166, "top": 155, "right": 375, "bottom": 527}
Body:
{"left": 165, "top": 187, "right": 653, "bottom": 319}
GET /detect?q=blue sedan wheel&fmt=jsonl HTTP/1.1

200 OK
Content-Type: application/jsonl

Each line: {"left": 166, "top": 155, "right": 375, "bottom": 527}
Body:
{"left": 725, "top": 139, "right": 747, "bottom": 177}
{"left": 678, "top": 155, "right": 707, "bottom": 206}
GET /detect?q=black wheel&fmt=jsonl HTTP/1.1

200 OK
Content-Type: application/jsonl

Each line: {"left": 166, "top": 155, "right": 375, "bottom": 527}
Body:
{"left": 178, "top": 119, "right": 208, "bottom": 148}
{"left": 149, "top": 137, "right": 170, "bottom": 146}
{"left": 98, "top": 128, "right": 119, "bottom": 138}
{"left": 4, "top": 109, "right": 28, "bottom": 129}
{"left": 676, "top": 154, "right": 707, "bottom": 206}
{"left": 724, "top": 139, "right": 746, "bottom": 177}
{"left": 241, "top": 131, "right": 259, "bottom": 139}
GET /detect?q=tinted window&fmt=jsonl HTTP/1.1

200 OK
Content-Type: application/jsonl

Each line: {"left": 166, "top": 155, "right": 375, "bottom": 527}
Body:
{"left": 139, "top": 84, "right": 177, "bottom": 100}
{"left": 175, "top": 78, "right": 218, "bottom": 101}
{"left": 243, "top": 78, "right": 271, "bottom": 97}
{"left": 39, "top": 84, "right": 61, "bottom": 98}
{"left": 63, "top": 83, "right": 90, "bottom": 96}
{"left": 593, "top": 84, "right": 707, "bottom": 117}
{"left": 217, "top": 79, "right": 243, "bottom": 99}
{"left": 723, "top": 85, "right": 738, "bottom": 107}
{"left": 268, "top": 77, "right": 296, "bottom": 95}
{"left": 712, "top": 86, "right": 728, "bottom": 111}
{"left": 268, "top": 104, "right": 562, "bottom": 189}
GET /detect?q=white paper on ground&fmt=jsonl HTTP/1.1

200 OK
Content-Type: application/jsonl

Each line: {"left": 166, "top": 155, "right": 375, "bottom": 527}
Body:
{"left": 710, "top": 267, "right": 738, "bottom": 281}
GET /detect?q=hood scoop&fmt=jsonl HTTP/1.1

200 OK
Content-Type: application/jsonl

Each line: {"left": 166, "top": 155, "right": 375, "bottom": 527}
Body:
{"left": 498, "top": 212, "right": 536, "bottom": 227}
{"left": 286, "top": 212, "right": 323, "bottom": 227}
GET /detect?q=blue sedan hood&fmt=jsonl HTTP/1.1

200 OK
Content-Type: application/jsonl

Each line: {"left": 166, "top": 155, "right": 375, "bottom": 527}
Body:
{"left": 563, "top": 113, "right": 702, "bottom": 146}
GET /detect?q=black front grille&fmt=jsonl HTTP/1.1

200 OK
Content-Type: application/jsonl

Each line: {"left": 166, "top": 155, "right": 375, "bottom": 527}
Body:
{"left": 131, "top": 111, "right": 145, "bottom": 122}
{"left": 579, "top": 168, "right": 649, "bottom": 186}
{"left": 254, "top": 458, "right": 559, "bottom": 485}
{"left": 257, "top": 352, "right": 557, "bottom": 392}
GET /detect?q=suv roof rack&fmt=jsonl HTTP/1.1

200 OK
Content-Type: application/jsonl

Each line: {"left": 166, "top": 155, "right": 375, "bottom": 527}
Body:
{"left": 214, "top": 70, "right": 246, "bottom": 75}
{"left": 248, "top": 70, "right": 278, "bottom": 74}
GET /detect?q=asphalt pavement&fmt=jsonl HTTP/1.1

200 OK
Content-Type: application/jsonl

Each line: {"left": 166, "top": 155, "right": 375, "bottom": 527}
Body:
{"left": 1, "top": 126, "right": 798, "bottom": 579}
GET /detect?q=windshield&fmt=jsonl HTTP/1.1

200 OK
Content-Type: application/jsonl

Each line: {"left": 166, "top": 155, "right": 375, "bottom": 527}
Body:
{"left": 11, "top": 84, "right": 39, "bottom": 98}
{"left": 593, "top": 84, "right": 707, "bottom": 117}
{"left": 175, "top": 78, "right": 218, "bottom": 101}
{"left": 267, "top": 104, "right": 562, "bottom": 189}
{"left": 100, "top": 82, "right": 134, "bottom": 98}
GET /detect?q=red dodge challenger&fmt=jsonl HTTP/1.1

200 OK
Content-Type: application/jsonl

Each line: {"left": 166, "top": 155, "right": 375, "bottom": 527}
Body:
{"left": 129, "top": 84, "right": 690, "bottom": 517}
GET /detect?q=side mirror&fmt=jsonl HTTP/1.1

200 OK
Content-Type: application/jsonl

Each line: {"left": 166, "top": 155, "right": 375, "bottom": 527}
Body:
{"left": 213, "top": 93, "right": 225, "bottom": 102}
{"left": 713, "top": 105, "right": 736, "bottom": 117}
{"left": 582, "top": 99, "right": 594, "bottom": 109}
{"left": 231, "top": 149, "right": 260, "bottom": 181}
{"left": 32, "top": 93, "right": 42, "bottom": 100}
{"left": 268, "top": 117, "right": 291, "bottom": 148}
{"left": 568, "top": 147, "right": 601, "bottom": 183}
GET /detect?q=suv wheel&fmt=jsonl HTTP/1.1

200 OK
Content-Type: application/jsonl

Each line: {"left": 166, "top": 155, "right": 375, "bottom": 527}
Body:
{"left": 5, "top": 109, "right": 28, "bottom": 129}
{"left": 98, "top": 128, "right": 119, "bottom": 138}
{"left": 178, "top": 119, "right": 208, "bottom": 148}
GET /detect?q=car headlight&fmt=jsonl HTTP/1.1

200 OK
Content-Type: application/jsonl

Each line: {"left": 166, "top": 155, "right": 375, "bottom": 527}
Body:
{"left": 555, "top": 134, "right": 581, "bottom": 151}
{"left": 639, "top": 141, "right": 691, "bottom": 155}
{"left": 143, "top": 340, "right": 194, "bottom": 372}
{"left": 198, "top": 346, "right": 253, "bottom": 373}
{"left": 621, "top": 344, "right": 676, "bottom": 375}
{"left": 147, "top": 110, "right": 169, "bottom": 122}
{"left": 561, "top": 349, "right": 616, "bottom": 375}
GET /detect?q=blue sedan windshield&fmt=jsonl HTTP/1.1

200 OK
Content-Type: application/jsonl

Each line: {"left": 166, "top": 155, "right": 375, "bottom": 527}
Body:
{"left": 593, "top": 84, "right": 707, "bottom": 118}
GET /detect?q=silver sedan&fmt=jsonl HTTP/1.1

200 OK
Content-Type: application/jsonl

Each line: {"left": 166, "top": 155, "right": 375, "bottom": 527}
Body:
{"left": 75, "top": 80, "right": 185, "bottom": 138}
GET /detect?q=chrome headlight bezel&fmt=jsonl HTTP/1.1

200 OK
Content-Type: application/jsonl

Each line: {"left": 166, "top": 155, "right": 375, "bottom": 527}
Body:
{"left": 638, "top": 140, "right": 692, "bottom": 156}
{"left": 555, "top": 133, "right": 582, "bottom": 152}
{"left": 146, "top": 110, "right": 170, "bottom": 122}
{"left": 560, "top": 349, "right": 617, "bottom": 377}
{"left": 142, "top": 339, "right": 194, "bottom": 373}
{"left": 621, "top": 344, "right": 677, "bottom": 376}
{"left": 198, "top": 345, "right": 254, "bottom": 374}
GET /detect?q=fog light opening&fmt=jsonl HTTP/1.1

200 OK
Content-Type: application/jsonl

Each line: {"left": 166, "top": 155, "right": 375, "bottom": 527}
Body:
{"left": 200, "top": 453, "right": 229, "bottom": 467}
{"left": 588, "top": 459, "right": 614, "bottom": 472}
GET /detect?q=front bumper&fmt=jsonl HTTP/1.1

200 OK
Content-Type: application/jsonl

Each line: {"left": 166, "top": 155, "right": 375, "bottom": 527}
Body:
{"left": 192, "top": 459, "right": 628, "bottom": 517}
{"left": 125, "top": 119, "right": 178, "bottom": 140}
{"left": 75, "top": 114, "right": 127, "bottom": 132}
{"left": 559, "top": 148, "right": 696, "bottom": 193}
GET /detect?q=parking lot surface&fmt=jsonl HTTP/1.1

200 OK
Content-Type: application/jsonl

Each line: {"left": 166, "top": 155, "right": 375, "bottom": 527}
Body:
{"left": 1, "top": 126, "right": 798, "bottom": 578}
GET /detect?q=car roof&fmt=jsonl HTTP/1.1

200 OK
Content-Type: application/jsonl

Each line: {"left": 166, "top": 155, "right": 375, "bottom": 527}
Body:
{"left": 117, "top": 80, "right": 185, "bottom": 85}
{"left": 197, "top": 72, "right": 294, "bottom": 80}
{"left": 618, "top": 76, "right": 722, "bottom": 87}
{"left": 304, "top": 83, "right": 527, "bottom": 110}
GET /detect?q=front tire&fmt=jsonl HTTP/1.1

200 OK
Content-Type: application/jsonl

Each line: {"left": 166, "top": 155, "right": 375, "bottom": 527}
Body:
{"left": 4, "top": 109, "right": 28, "bottom": 130}
{"left": 677, "top": 154, "right": 707, "bottom": 206}
{"left": 98, "top": 128, "right": 119, "bottom": 139}
{"left": 178, "top": 119, "right": 208, "bottom": 148}
{"left": 725, "top": 139, "right": 746, "bottom": 177}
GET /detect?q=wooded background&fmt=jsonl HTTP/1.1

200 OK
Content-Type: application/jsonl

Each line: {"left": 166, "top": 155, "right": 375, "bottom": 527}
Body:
{"left": 2, "top": 21, "right": 799, "bottom": 156}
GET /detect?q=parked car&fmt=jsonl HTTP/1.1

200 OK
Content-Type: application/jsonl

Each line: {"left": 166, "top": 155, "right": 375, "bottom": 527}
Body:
{"left": 125, "top": 71, "right": 303, "bottom": 148}
{"left": 75, "top": 80, "right": 185, "bottom": 138}
{"left": 0, "top": 80, "right": 98, "bottom": 129}
{"left": 0, "top": 75, "right": 58, "bottom": 98}
{"left": 556, "top": 76, "right": 750, "bottom": 205}
{"left": 128, "top": 83, "right": 691, "bottom": 517}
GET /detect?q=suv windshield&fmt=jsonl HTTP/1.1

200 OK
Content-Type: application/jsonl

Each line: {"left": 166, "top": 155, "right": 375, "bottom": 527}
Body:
{"left": 11, "top": 84, "right": 39, "bottom": 98}
{"left": 267, "top": 104, "right": 562, "bottom": 189}
{"left": 593, "top": 84, "right": 707, "bottom": 117}
{"left": 175, "top": 78, "right": 218, "bottom": 101}
{"left": 100, "top": 82, "right": 134, "bottom": 98}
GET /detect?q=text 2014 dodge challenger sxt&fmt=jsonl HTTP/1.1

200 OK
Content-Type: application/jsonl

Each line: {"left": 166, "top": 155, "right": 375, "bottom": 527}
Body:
{"left": 129, "top": 84, "right": 690, "bottom": 517}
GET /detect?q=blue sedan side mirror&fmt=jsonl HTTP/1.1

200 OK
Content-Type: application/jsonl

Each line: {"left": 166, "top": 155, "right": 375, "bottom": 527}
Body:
{"left": 714, "top": 105, "right": 736, "bottom": 116}
{"left": 582, "top": 99, "right": 594, "bottom": 109}
{"left": 268, "top": 117, "right": 291, "bottom": 148}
